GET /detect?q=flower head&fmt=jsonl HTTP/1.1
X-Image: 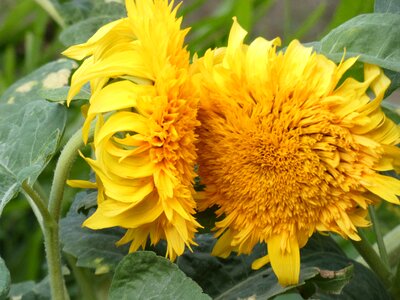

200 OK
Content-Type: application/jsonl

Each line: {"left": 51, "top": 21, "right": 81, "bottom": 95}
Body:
{"left": 63, "top": 0, "right": 200, "bottom": 260}
{"left": 195, "top": 19, "right": 400, "bottom": 285}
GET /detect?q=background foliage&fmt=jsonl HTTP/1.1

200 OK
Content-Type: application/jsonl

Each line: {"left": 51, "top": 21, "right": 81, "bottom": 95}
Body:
{"left": 0, "top": 0, "right": 399, "bottom": 299}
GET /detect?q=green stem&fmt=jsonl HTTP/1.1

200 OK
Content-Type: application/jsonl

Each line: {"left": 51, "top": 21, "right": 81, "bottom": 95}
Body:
{"left": 34, "top": 0, "right": 66, "bottom": 28}
{"left": 44, "top": 127, "right": 92, "bottom": 299}
{"left": 45, "top": 130, "right": 92, "bottom": 300}
{"left": 34, "top": 181, "right": 49, "bottom": 205}
{"left": 65, "top": 255, "right": 97, "bottom": 300}
{"left": 21, "top": 182, "right": 66, "bottom": 300}
{"left": 48, "top": 128, "right": 89, "bottom": 221}
{"left": 368, "top": 205, "right": 390, "bottom": 267}
{"left": 351, "top": 229, "right": 392, "bottom": 287}
{"left": 22, "top": 181, "right": 54, "bottom": 230}
{"left": 44, "top": 220, "right": 68, "bottom": 300}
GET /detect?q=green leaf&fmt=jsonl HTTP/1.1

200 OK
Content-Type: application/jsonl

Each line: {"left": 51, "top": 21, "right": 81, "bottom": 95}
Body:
{"left": 39, "top": 85, "right": 90, "bottom": 102}
{"left": 317, "top": 13, "right": 400, "bottom": 72}
{"left": 273, "top": 292, "right": 304, "bottom": 300}
{"left": 382, "top": 104, "right": 400, "bottom": 124}
{"left": 60, "top": 191, "right": 128, "bottom": 274}
{"left": 0, "top": 256, "right": 10, "bottom": 299}
{"left": 214, "top": 266, "right": 319, "bottom": 300}
{"left": 60, "top": 16, "right": 119, "bottom": 47}
{"left": 374, "top": 0, "right": 400, "bottom": 13}
{"left": 178, "top": 234, "right": 344, "bottom": 299}
{"left": 7, "top": 267, "right": 69, "bottom": 300}
{"left": 302, "top": 252, "right": 389, "bottom": 299}
{"left": 177, "top": 234, "right": 267, "bottom": 298}
{"left": 8, "top": 281, "right": 36, "bottom": 300}
{"left": 310, "top": 265, "right": 353, "bottom": 295}
{"left": 46, "top": 0, "right": 125, "bottom": 25}
{"left": 8, "top": 280, "right": 51, "bottom": 300}
{"left": 0, "top": 59, "right": 77, "bottom": 105}
{"left": 384, "top": 69, "right": 400, "bottom": 97}
{"left": 179, "top": 234, "right": 389, "bottom": 299}
{"left": 109, "top": 251, "right": 210, "bottom": 300}
{"left": 0, "top": 100, "right": 66, "bottom": 215}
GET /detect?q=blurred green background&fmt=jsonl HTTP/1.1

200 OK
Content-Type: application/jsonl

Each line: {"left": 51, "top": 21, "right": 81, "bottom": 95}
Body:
{"left": 3, "top": 0, "right": 399, "bottom": 288}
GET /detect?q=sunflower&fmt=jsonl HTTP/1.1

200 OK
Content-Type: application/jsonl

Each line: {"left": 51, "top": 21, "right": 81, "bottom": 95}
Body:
{"left": 63, "top": 0, "right": 200, "bottom": 261}
{"left": 195, "top": 19, "right": 400, "bottom": 285}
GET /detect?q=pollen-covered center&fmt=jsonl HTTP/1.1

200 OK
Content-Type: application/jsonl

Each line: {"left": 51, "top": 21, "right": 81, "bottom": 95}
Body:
{"left": 198, "top": 102, "right": 352, "bottom": 234}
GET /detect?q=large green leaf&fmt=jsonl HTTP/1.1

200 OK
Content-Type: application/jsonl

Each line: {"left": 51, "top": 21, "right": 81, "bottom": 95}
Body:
{"left": 374, "top": 0, "right": 400, "bottom": 13}
{"left": 0, "top": 256, "right": 10, "bottom": 299}
{"left": 60, "top": 191, "right": 128, "bottom": 274}
{"left": 0, "top": 100, "right": 66, "bottom": 215}
{"left": 109, "top": 251, "right": 210, "bottom": 300}
{"left": 314, "top": 13, "right": 400, "bottom": 72}
{"left": 0, "top": 59, "right": 77, "bottom": 105}
{"left": 177, "top": 234, "right": 267, "bottom": 298}
{"left": 178, "top": 234, "right": 342, "bottom": 298}
{"left": 178, "top": 234, "right": 388, "bottom": 299}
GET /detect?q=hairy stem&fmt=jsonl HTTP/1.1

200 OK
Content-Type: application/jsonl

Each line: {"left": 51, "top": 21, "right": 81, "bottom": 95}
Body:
{"left": 44, "top": 221, "right": 68, "bottom": 300}
{"left": 48, "top": 128, "right": 87, "bottom": 221}
{"left": 34, "top": 181, "right": 49, "bottom": 205}
{"left": 45, "top": 127, "right": 93, "bottom": 299}
{"left": 22, "top": 182, "right": 66, "bottom": 300}
{"left": 22, "top": 181, "right": 53, "bottom": 232}
{"left": 368, "top": 205, "right": 390, "bottom": 267}
{"left": 351, "top": 229, "right": 392, "bottom": 287}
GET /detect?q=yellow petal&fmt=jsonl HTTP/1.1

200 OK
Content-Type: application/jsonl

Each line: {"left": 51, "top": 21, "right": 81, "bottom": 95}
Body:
{"left": 251, "top": 254, "right": 270, "bottom": 270}
{"left": 103, "top": 180, "right": 154, "bottom": 206}
{"left": 83, "top": 192, "right": 163, "bottom": 229}
{"left": 165, "top": 223, "right": 185, "bottom": 260}
{"left": 245, "top": 36, "right": 280, "bottom": 84}
{"left": 127, "top": 228, "right": 150, "bottom": 252}
{"left": 67, "top": 179, "right": 97, "bottom": 189}
{"left": 94, "top": 112, "right": 150, "bottom": 146}
{"left": 268, "top": 235, "right": 300, "bottom": 286}
{"left": 334, "top": 56, "right": 358, "bottom": 85}
{"left": 223, "top": 18, "right": 247, "bottom": 70}
{"left": 62, "top": 19, "right": 128, "bottom": 60}
{"left": 99, "top": 150, "right": 155, "bottom": 179}
{"left": 67, "top": 49, "right": 152, "bottom": 105}
{"left": 365, "top": 64, "right": 390, "bottom": 104}
{"left": 88, "top": 80, "right": 155, "bottom": 116}
{"left": 212, "top": 229, "right": 235, "bottom": 258}
{"left": 362, "top": 174, "right": 400, "bottom": 204}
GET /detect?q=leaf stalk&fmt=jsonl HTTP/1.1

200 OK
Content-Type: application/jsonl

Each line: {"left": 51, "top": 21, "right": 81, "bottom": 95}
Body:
{"left": 351, "top": 229, "right": 392, "bottom": 288}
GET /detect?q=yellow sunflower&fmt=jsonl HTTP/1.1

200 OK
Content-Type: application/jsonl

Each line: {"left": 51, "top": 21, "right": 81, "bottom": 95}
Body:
{"left": 195, "top": 19, "right": 400, "bottom": 286}
{"left": 63, "top": 0, "right": 200, "bottom": 260}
